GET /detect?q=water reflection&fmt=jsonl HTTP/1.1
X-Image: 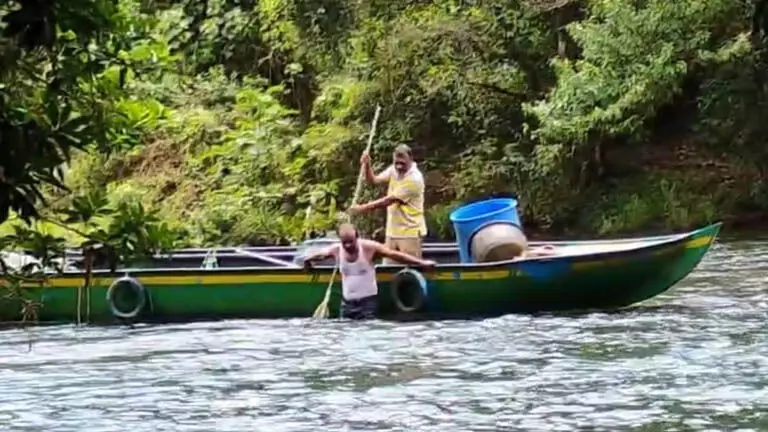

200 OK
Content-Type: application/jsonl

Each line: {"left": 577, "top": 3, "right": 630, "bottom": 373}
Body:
{"left": 0, "top": 240, "right": 767, "bottom": 431}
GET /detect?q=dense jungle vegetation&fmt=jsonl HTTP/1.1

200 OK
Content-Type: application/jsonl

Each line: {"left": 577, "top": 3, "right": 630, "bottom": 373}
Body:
{"left": 3, "top": 0, "right": 768, "bottom": 252}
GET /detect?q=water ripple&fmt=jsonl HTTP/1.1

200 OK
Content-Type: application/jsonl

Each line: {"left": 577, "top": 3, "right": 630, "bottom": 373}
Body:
{"left": 1, "top": 240, "right": 768, "bottom": 431}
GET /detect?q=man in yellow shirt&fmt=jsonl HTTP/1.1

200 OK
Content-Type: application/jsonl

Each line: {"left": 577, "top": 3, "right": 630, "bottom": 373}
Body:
{"left": 348, "top": 144, "right": 427, "bottom": 264}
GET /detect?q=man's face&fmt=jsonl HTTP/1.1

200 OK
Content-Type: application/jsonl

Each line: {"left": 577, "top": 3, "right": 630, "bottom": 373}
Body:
{"left": 393, "top": 153, "right": 411, "bottom": 175}
{"left": 340, "top": 231, "right": 357, "bottom": 254}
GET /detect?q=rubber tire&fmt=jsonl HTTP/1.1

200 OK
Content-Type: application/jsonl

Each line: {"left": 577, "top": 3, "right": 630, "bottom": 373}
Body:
{"left": 390, "top": 268, "right": 428, "bottom": 313}
{"left": 106, "top": 276, "right": 147, "bottom": 320}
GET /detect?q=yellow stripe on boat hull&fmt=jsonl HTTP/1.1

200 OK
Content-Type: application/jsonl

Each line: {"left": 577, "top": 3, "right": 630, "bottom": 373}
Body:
{"left": 14, "top": 269, "right": 513, "bottom": 288}
{"left": 8, "top": 236, "right": 714, "bottom": 288}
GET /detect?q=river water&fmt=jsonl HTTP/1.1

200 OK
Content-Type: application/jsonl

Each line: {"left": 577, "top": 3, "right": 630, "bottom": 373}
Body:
{"left": 0, "top": 239, "right": 766, "bottom": 431}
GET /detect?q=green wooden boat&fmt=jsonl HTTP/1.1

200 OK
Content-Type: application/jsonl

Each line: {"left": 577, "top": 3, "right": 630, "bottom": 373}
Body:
{"left": 0, "top": 222, "right": 721, "bottom": 324}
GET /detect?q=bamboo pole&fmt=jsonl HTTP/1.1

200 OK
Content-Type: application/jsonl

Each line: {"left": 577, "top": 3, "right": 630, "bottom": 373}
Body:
{"left": 312, "top": 104, "right": 382, "bottom": 319}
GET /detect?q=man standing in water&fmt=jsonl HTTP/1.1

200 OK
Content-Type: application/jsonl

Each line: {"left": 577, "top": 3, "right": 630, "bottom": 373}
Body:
{"left": 348, "top": 144, "right": 427, "bottom": 264}
{"left": 302, "top": 223, "right": 435, "bottom": 320}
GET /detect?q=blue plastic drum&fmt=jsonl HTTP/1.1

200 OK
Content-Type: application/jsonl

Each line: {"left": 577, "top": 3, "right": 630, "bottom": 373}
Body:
{"left": 449, "top": 198, "right": 523, "bottom": 263}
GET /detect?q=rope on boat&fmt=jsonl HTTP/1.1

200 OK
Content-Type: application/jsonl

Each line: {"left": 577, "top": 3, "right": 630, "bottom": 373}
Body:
{"left": 202, "top": 248, "right": 219, "bottom": 269}
{"left": 76, "top": 283, "right": 82, "bottom": 326}
{"left": 77, "top": 249, "right": 95, "bottom": 326}
{"left": 86, "top": 251, "right": 91, "bottom": 324}
{"left": 87, "top": 280, "right": 91, "bottom": 324}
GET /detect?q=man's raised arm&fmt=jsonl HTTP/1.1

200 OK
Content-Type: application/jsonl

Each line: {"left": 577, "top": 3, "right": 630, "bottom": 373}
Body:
{"left": 361, "top": 152, "right": 390, "bottom": 186}
{"left": 302, "top": 245, "right": 339, "bottom": 269}
{"left": 368, "top": 240, "right": 435, "bottom": 269}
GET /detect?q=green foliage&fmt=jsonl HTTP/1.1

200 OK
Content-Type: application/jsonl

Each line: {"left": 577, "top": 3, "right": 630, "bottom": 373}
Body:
{"left": 586, "top": 175, "right": 718, "bottom": 236}
{"left": 0, "top": 0, "right": 186, "bottom": 325}
{"left": 0, "top": 0, "right": 173, "bottom": 223}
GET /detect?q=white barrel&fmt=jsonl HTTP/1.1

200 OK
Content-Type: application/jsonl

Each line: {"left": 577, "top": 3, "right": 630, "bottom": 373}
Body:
{"left": 470, "top": 223, "right": 528, "bottom": 263}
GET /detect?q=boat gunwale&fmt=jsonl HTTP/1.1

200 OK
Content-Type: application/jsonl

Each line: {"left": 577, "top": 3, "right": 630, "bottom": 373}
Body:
{"left": 46, "top": 222, "right": 722, "bottom": 278}
{"left": 58, "top": 225, "right": 713, "bottom": 258}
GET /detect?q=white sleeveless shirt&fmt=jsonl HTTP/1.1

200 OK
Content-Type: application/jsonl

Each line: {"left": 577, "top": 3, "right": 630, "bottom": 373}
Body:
{"left": 338, "top": 242, "right": 378, "bottom": 301}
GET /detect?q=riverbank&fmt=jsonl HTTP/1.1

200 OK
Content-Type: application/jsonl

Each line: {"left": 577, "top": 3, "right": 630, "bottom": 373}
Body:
{"left": 10, "top": 130, "right": 761, "bottom": 247}
{"left": 45, "top": 130, "right": 750, "bottom": 247}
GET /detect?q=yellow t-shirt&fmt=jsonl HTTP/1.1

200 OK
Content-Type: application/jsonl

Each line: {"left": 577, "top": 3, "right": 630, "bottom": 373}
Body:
{"left": 383, "top": 164, "right": 427, "bottom": 238}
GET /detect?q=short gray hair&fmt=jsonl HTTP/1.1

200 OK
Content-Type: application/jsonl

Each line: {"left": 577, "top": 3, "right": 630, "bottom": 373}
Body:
{"left": 393, "top": 144, "right": 412, "bottom": 158}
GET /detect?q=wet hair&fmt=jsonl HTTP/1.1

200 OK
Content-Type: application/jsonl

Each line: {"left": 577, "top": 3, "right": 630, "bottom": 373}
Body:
{"left": 393, "top": 144, "right": 412, "bottom": 159}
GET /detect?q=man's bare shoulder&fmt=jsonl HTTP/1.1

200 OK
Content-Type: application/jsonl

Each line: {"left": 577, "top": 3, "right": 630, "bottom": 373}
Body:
{"left": 359, "top": 238, "right": 382, "bottom": 250}
{"left": 357, "top": 239, "right": 382, "bottom": 263}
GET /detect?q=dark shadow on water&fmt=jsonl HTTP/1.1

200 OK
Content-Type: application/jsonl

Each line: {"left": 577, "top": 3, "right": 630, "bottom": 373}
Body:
{"left": 0, "top": 303, "right": 700, "bottom": 332}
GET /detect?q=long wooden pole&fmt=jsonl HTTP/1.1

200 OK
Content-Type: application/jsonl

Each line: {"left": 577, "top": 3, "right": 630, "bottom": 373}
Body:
{"left": 312, "top": 104, "right": 382, "bottom": 319}
{"left": 349, "top": 106, "right": 382, "bottom": 213}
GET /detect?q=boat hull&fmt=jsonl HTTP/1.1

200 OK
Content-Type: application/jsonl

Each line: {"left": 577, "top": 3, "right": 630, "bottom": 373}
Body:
{"left": 0, "top": 223, "right": 722, "bottom": 324}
